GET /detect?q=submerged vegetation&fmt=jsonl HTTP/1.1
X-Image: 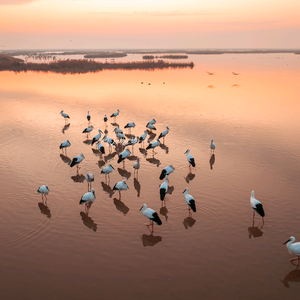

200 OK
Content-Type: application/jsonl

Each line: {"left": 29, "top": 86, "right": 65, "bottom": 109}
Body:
{"left": 0, "top": 55, "right": 194, "bottom": 74}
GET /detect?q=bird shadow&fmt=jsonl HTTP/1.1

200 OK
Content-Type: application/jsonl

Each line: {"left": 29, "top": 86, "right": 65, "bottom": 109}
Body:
{"left": 146, "top": 157, "right": 161, "bottom": 167}
{"left": 141, "top": 233, "right": 162, "bottom": 247}
{"left": 83, "top": 139, "right": 93, "bottom": 145}
{"left": 281, "top": 267, "right": 300, "bottom": 288}
{"left": 125, "top": 134, "right": 135, "bottom": 139}
{"left": 60, "top": 154, "right": 71, "bottom": 165}
{"left": 127, "top": 155, "right": 138, "bottom": 161}
{"left": 111, "top": 122, "right": 119, "bottom": 127}
{"left": 146, "top": 130, "right": 156, "bottom": 141}
{"left": 159, "top": 143, "right": 169, "bottom": 154}
{"left": 118, "top": 168, "right": 131, "bottom": 179}
{"left": 248, "top": 219, "right": 263, "bottom": 239}
{"left": 104, "top": 152, "right": 117, "bottom": 162}
{"left": 209, "top": 154, "right": 215, "bottom": 170}
{"left": 62, "top": 123, "right": 70, "bottom": 134}
{"left": 80, "top": 211, "right": 97, "bottom": 232}
{"left": 139, "top": 148, "right": 147, "bottom": 157}
{"left": 71, "top": 174, "right": 85, "bottom": 183}
{"left": 184, "top": 172, "right": 195, "bottom": 184}
{"left": 134, "top": 178, "right": 141, "bottom": 197}
{"left": 167, "top": 186, "right": 175, "bottom": 195}
{"left": 113, "top": 198, "right": 130, "bottom": 215}
{"left": 183, "top": 216, "right": 196, "bottom": 229}
{"left": 92, "top": 148, "right": 100, "bottom": 155}
{"left": 97, "top": 160, "right": 106, "bottom": 168}
{"left": 101, "top": 181, "right": 114, "bottom": 198}
{"left": 38, "top": 202, "right": 51, "bottom": 218}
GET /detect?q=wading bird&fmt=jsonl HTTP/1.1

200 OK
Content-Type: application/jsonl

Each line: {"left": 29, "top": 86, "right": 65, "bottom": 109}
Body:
{"left": 70, "top": 153, "right": 85, "bottom": 172}
{"left": 159, "top": 175, "right": 168, "bottom": 201}
{"left": 82, "top": 125, "right": 94, "bottom": 136}
{"left": 158, "top": 126, "right": 170, "bottom": 143}
{"left": 113, "top": 179, "right": 129, "bottom": 199}
{"left": 79, "top": 188, "right": 95, "bottom": 214}
{"left": 210, "top": 139, "right": 215, "bottom": 152}
{"left": 92, "top": 130, "right": 103, "bottom": 145}
{"left": 59, "top": 140, "right": 71, "bottom": 154}
{"left": 283, "top": 236, "right": 300, "bottom": 264}
{"left": 183, "top": 187, "right": 196, "bottom": 213}
{"left": 85, "top": 173, "right": 94, "bottom": 191}
{"left": 110, "top": 109, "right": 120, "bottom": 120}
{"left": 146, "top": 138, "right": 160, "bottom": 154}
{"left": 37, "top": 185, "right": 49, "bottom": 201}
{"left": 101, "top": 163, "right": 115, "bottom": 179}
{"left": 159, "top": 165, "right": 175, "bottom": 180}
{"left": 118, "top": 148, "right": 131, "bottom": 164}
{"left": 60, "top": 110, "right": 70, "bottom": 123}
{"left": 140, "top": 204, "right": 162, "bottom": 231}
{"left": 250, "top": 190, "right": 265, "bottom": 224}
{"left": 185, "top": 149, "right": 195, "bottom": 169}
{"left": 133, "top": 157, "right": 140, "bottom": 177}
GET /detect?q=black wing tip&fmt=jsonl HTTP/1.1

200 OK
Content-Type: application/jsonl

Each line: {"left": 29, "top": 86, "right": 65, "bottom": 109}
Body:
{"left": 79, "top": 199, "right": 85, "bottom": 205}
{"left": 190, "top": 200, "right": 196, "bottom": 212}
{"left": 152, "top": 212, "right": 162, "bottom": 225}
{"left": 160, "top": 189, "right": 166, "bottom": 201}
{"left": 255, "top": 203, "right": 265, "bottom": 217}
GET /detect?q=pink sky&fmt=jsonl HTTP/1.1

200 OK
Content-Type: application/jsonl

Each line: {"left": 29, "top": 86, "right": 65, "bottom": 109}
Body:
{"left": 1, "top": 0, "right": 300, "bottom": 49}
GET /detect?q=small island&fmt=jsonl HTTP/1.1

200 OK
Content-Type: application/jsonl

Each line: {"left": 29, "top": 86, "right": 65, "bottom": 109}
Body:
{"left": 0, "top": 54, "right": 194, "bottom": 74}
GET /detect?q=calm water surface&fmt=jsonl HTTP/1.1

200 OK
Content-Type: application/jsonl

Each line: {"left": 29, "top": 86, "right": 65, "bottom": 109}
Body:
{"left": 1, "top": 54, "right": 300, "bottom": 300}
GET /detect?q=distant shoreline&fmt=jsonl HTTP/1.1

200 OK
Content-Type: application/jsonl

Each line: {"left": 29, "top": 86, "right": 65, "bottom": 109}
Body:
{"left": 0, "top": 54, "right": 194, "bottom": 74}
{"left": 1, "top": 49, "right": 300, "bottom": 57}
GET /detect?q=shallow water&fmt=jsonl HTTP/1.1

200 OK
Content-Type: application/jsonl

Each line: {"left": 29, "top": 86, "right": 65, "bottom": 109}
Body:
{"left": 1, "top": 53, "right": 300, "bottom": 300}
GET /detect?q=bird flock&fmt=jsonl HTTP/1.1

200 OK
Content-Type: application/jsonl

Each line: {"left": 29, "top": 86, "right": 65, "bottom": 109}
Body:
{"left": 39, "top": 109, "right": 298, "bottom": 264}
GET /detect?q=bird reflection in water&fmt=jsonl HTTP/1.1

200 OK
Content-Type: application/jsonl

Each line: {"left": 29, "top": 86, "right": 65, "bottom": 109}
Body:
{"left": 71, "top": 174, "right": 85, "bottom": 183}
{"left": 38, "top": 202, "right": 51, "bottom": 218}
{"left": 118, "top": 167, "right": 131, "bottom": 179}
{"left": 141, "top": 233, "right": 162, "bottom": 247}
{"left": 62, "top": 123, "right": 70, "bottom": 134}
{"left": 80, "top": 212, "right": 97, "bottom": 232}
{"left": 281, "top": 267, "right": 300, "bottom": 288}
{"left": 209, "top": 154, "right": 215, "bottom": 170}
{"left": 113, "top": 198, "right": 129, "bottom": 215}
{"left": 160, "top": 202, "right": 168, "bottom": 222}
{"left": 134, "top": 178, "right": 141, "bottom": 197}
{"left": 185, "top": 172, "right": 195, "bottom": 184}
{"left": 183, "top": 216, "right": 196, "bottom": 229}
{"left": 111, "top": 122, "right": 119, "bottom": 128}
{"left": 146, "top": 157, "right": 161, "bottom": 167}
{"left": 60, "top": 154, "right": 71, "bottom": 165}
{"left": 159, "top": 143, "right": 169, "bottom": 154}
{"left": 248, "top": 219, "right": 263, "bottom": 239}
{"left": 101, "top": 181, "right": 114, "bottom": 198}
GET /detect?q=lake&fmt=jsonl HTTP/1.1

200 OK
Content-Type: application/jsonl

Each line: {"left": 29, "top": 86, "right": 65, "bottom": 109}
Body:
{"left": 1, "top": 53, "right": 300, "bottom": 300}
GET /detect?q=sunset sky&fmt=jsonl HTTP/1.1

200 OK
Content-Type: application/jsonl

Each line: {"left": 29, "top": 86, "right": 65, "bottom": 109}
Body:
{"left": 1, "top": 0, "right": 300, "bottom": 50}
